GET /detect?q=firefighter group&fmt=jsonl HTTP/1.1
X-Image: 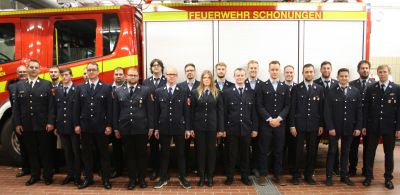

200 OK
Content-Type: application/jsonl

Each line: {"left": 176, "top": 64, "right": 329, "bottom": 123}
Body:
{"left": 9, "top": 59, "right": 400, "bottom": 190}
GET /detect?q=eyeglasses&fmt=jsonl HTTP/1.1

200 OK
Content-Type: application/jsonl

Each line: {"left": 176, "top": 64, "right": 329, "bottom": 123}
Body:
{"left": 18, "top": 71, "right": 27, "bottom": 73}
{"left": 28, "top": 66, "right": 40, "bottom": 70}
{"left": 166, "top": 74, "right": 177, "bottom": 77}
{"left": 185, "top": 70, "right": 195, "bottom": 73}
{"left": 127, "top": 74, "right": 139, "bottom": 78}
{"left": 87, "top": 69, "right": 98, "bottom": 72}
{"left": 152, "top": 64, "right": 161, "bottom": 67}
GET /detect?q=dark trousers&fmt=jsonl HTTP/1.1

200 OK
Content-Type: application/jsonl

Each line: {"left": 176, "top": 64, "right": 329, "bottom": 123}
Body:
{"left": 365, "top": 134, "right": 395, "bottom": 181}
{"left": 326, "top": 134, "right": 352, "bottom": 177}
{"left": 159, "top": 134, "right": 186, "bottom": 179}
{"left": 149, "top": 134, "right": 160, "bottom": 172}
{"left": 51, "top": 133, "right": 60, "bottom": 171}
{"left": 121, "top": 134, "right": 148, "bottom": 180}
{"left": 225, "top": 135, "right": 251, "bottom": 178}
{"left": 349, "top": 135, "right": 369, "bottom": 173}
{"left": 16, "top": 132, "right": 30, "bottom": 172}
{"left": 250, "top": 136, "right": 261, "bottom": 170}
{"left": 293, "top": 131, "right": 318, "bottom": 178}
{"left": 59, "top": 134, "right": 82, "bottom": 178}
{"left": 194, "top": 131, "right": 216, "bottom": 175}
{"left": 184, "top": 137, "right": 196, "bottom": 172}
{"left": 110, "top": 132, "right": 124, "bottom": 173}
{"left": 217, "top": 137, "right": 228, "bottom": 171}
{"left": 283, "top": 128, "right": 296, "bottom": 173}
{"left": 81, "top": 132, "right": 111, "bottom": 181}
{"left": 316, "top": 133, "right": 339, "bottom": 169}
{"left": 22, "top": 130, "right": 53, "bottom": 179}
{"left": 259, "top": 127, "right": 285, "bottom": 177}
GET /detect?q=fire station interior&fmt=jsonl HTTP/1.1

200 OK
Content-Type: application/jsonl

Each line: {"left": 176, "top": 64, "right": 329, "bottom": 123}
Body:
{"left": 0, "top": 0, "right": 400, "bottom": 195}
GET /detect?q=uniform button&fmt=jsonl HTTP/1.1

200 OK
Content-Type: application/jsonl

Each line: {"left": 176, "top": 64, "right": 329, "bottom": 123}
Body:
{"left": 308, "top": 109, "right": 310, "bottom": 111}
{"left": 344, "top": 118, "right": 346, "bottom": 120}
{"left": 275, "top": 94, "right": 277, "bottom": 96}
{"left": 275, "top": 99, "right": 277, "bottom": 101}
{"left": 91, "top": 103, "right": 93, "bottom": 105}
{"left": 170, "top": 113, "right": 172, "bottom": 115}
{"left": 240, "top": 102, "right": 242, "bottom": 104}
{"left": 91, "top": 115, "right": 93, "bottom": 117}
{"left": 240, "top": 114, "right": 242, "bottom": 116}
{"left": 309, "top": 98, "right": 311, "bottom": 100}
{"left": 91, "top": 109, "right": 93, "bottom": 111}
{"left": 131, "top": 119, "right": 133, "bottom": 121}
{"left": 308, "top": 104, "right": 310, "bottom": 106}
{"left": 205, "top": 119, "right": 207, "bottom": 121}
{"left": 240, "top": 108, "right": 242, "bottom": 110}
{"left": 30, "top": 95, "right": 32, "bottom": 97}
{"left": 206, "top": 108, "right": 207, "bottom": 110}
{"left": 64, "top": 108, "right": 66, "bottom": 110}
{"left": 64, "top": 121, "right": 66, "bottom": 123}
{"left": 344, "top": 106, "right": 346, "bottom": 109}
{"left": 91, "top": 97, "right": 93, "bottom": 99}
{"left": 206, "top": 103, "right": 208, "bottom": 105}
{"left": 30, "top": 101, "right": 32, "bottom": 103}
{"left": 130, "top": 106, "right": 132, "bottom": 108}
{"left": 64, "top": 101, "right": 66, "bottom": 103}
{"left": 170, "top": 101, "right": 172, "bottom": 103}
{"left": 381, "top": 99, "right": 383, "bottom": 101}
{"left": 130, "top": 113, "right": 132, "bottom": 115}
{"left": 170, "top": 119, "right": 172, "bottom": 121}
{"left": 205, "top": 114, "right": 207, "bottom": 116}
{"left": 274, "top": 105, "right": 276, "bottom": 106}
{"left": 30, "top": 107, "right": 32, "bottom": 109}
{"left": 170, "top": 107, "right": 172, "bottom": 109}
{"left": 381, "top": 105, "right": 383, "bottom": 107}
{"left": 274, "top": 110, "right": 276, "bottom": 112}
{"left": 381, "top": 111, "right": 383, "bottom": 113}
{"left": 308, "top": 114, "right": 310, "bottom": 116}
{"left": 64, "top": 114, "right": 66, "bottom": 116}
{"left": 240, "top": 120, "right": 242, "bottom": 122}
{"left": 31, "top": 113, "right": 33, "bottom": 115}
{"left": 344, "top": 112, "right": 346, "bottom": 114}
{"left": 345, "top": 101, "right": 347, "bottom": 102}
{"left": 380, "top": 117, "right": 382, "bottom": 120}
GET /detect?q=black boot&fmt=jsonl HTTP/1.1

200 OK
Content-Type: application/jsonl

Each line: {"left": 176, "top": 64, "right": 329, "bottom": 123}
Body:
{"left": 207, "top": 172, "right": 214, "bottom": 187}
{"left": 198, "top": 172, "right": 205, "bottom": 187}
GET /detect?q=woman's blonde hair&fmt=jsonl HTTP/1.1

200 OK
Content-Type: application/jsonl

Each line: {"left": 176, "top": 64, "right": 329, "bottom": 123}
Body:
{"left": 197, "top": 70, "right": 219, "bottom": 99}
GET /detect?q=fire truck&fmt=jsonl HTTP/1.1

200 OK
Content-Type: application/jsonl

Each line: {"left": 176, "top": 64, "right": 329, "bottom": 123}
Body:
{"left": 0, "top": 5, "right": 143, "bottom": 164}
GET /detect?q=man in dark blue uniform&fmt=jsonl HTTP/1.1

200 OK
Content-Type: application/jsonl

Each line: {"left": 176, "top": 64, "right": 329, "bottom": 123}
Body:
{"left": 313, "top": 61, "right": 340, "bottom": 176}
{"left": 113, "top": 67, "right": 154, "bottom": 190}
{"left": 142, "top": 59, "right": 167, "bottom": 181}
{"left": 177, "top": 63, "right": 200, "bottom": 175}
{"left": 289, "top": 64, "right": 324, "bottom": 185}
{"left": 324, "top": 68, "right": 362, "bottom": 186}
{"left": 13, "top": 60, "right": 55, "bottom": 186}
{"left": 257, "top": 61, "right": 290, "bottom": 186}
{"left": 362, "top": 64, "right": 400, "bottom": 189}
{"left": 348, "top": 60, "right": 376, "bottom": 177}
{"left": 153, "top": 67, "right": 191, "bottom": 189}
{"left": 223, "top": 68, "right": 258, "bottom": 186}
{"left": 73, "top": 62, "right": 113, "bottom": 189}
{"left": 54, "top": 67, "right": 81, "bottom": 186}
{"left": 8, "top": 65, "right": 30, "bottom": 178}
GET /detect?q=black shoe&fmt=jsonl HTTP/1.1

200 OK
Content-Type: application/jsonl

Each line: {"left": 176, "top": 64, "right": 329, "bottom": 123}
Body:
{"left": 179, "top": 176, "right": 191, "bottom": 189}
{"left": 26, "top": 178, "right": 40, "bottom": 186}
{"left": 241, "top": 177, "right": 252, "bottom": 186}
{"left": 78, "top": 179, "right": 94, "bottom": 189}
{"left": 98, "top": 171, "right": 103, "bottom": 177}
{"left": 340, "top": 176, "right": 354, "bottom": 186}
{"left": 127, "top": 180, "right": 136, "bottom": 190}
{"left": 291, "top": 177, "right": 299, "bottom": 185}
{"left": 363, "top": 178, "right": 372, "bottom": 186}
{"left": 74, "top": 178, "right": 81, "bottom": 186}
{"left": 304, "top": 177, "right": 315, "bottom": 185}
{"left": 166, "top": 174, "right": 171, "bottom": 180}
{"left": 45, "top": 178, "right": 52, "bottom": 185}
{"left": 333, "top": 168, "right": 340, "bottom": 177}
{"left": 325, "top": 176, "right": 332, "bottom": 186}
{"left": 60, "top": 176, "right": 74, "bottom": 185}
{"left": 385, "top": 180, "right": 394, "bottom": 189}
{"left": 348, "top": 170, "right": 356, "bottom": 177}
{"left": 110, "top": 171, "right": 122, "bottom": 179}
{"left": 150, "top": 171, "right": 158, "bottom": 181}
{"left": 208, "top": 176, "right": 214, "bottom": 187}
{"left": 103, "top": 180, "right": 112, "bottom": 189}
{"left": 16, "top": 171, "right": 30, "bottom": 177}
{"left": 198, "top": 172, "right": 205, "bottom": 187}
{"left": 154, "top": 178, "right": 167, "bottom": 189}
{"left": 138, "top": 178, "right": 147, "bottom": 189}
{"left": 251, "top": 169, "right": 260, "bottom": 178}
{"left": 225, "top": 177, "right": 233, "bottom": 185}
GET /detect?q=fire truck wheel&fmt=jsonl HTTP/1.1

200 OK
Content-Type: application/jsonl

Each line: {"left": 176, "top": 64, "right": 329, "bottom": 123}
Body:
{"left": 1, "top": 118, "right": 21, "bottom": 165}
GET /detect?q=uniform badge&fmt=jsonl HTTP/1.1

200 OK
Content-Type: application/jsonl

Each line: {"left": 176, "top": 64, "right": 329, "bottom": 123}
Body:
{"left": 187, "top": 98, "right": 190, "bottom": 106}
{"left": 389, "top": 100, "right": 391, "bottom": 104}
{"left": 314, "top": 86, "right": 316, "bottom": 89}
{"left": 313, "top": 97, "right": 316, "bottom": 100}
{"left": 20, "top": 91, "right": 24, "bottom": 93}
{"left": 301, "top": 85, "right": 303, "bottom": 88}
{"left": 317, "top": 97, "right": 320, "bottom": 100}
{"left": 395, "top": 100, "right": 397, "bottom": 103}
{"left": 51, "top": 88, "right": 55, "bottom": 96}
{"left": 389, "top": 85, "right": 392, "bottom": 88}
{"left": 139, "top": 104, "right": 142, "bottom": 107}
{"left": 390, "top": 93, "right": 394, "bottom": 96}
{"left": 151, "top": 94, "right": 154, "bottom": 101}
{"left": 139, "top": 100, "right": 142, "bottom": 104}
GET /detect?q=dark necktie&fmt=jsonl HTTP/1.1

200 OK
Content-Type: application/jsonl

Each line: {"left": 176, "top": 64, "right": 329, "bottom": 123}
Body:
{"left": 381, "top": 84, "right": 385, "bottom": 94}
{"left": 324, "top": 81, "right": 329, "bottom": 90}
{"left": 239, "top": 87, "right": 243, "bottom": 98}
{"left": 64, "top": 87, "right": 68, "bottom": 96}
{"left": 362, "top": 80, "right": 366, "bottom": 91}
{"left": 308, "top": 85, "right": 311, "bottom": 96}
{"left": 204, "top": 89, "right": 209, "bottom": 99}
{"left": 90, "top": 83, "right": 95, "bottom": 95}
{"left": 154, "top": 78, "right": 160, "bottom": 88}
{"left": 169, "top": 87, "right": 173, "bottom": 99}
{"left": 30, "top": 81, "right": 33, "bottom": 89}
{"left": 113, "top": 86, "right": 116, "bottom": 92}
{"left": 341, "top": 86, "right": 347, "bottom": 95}
{"left": 130, "top": 86, "right": 134, "bottom": 97}
{"left": 289, "top": 85, "right": 293, "bottom": 92}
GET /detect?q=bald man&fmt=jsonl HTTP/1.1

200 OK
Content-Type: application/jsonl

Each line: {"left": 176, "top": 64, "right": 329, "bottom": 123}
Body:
{"left": 153, "top": 67, "right": 192, "bottom": 189}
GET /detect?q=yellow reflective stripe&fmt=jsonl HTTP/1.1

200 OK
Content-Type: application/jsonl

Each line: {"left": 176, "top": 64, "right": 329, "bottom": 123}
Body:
{"left": 144, "top": 12, "right": 188, "bottom": 21}
{"left": 103, "top": 55, "right": 138, "bottom": 72}
{"left": 0, "top": 81, "right": 7, "bottom": 93}
{"left": 158, "top": 2, "right": 365, "bottom": 7}
{"left": 0, "top": 6, "right": 120, "bottom": 16}
{"left": 322, "top": 11, "right": 367, "bottom": 20}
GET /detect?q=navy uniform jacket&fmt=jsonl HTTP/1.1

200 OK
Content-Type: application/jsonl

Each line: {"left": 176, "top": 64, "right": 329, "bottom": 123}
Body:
{"left": 73, "top": 80, "right": 113, "bottom": 133}
{"left": 52, "top": 82, "right": 63, "bottom": 89}
{"left": 13, "top": 78, "right": 55, "bottom": 131}
{"left": 314, "top": 78, "right": 338, "bottom": 93}
{"left": 113, "top": 84, "right": 154, "bottom": 135}
{"left": 190, "top": 89, "right": 224, "bottom": 132}
{"left": 55, "top": 83, "right": 76, "bottom": 134}
{"left": 363, "top": 81, "right": 400, "bottom": 135}
{"left": 244, "top": 78, "right": 263, "bottom": 92}
{"left": 289, "top": 82, "right": 324, "bottom": 132}
{"left": 142, "top": 75, "right": 167, "bottom": 95}
{"left": 349, "top": 78, "right": 376, "bottom": 103}
{"left": 154, "top": 85, "right": 191, "bottom": 135}
{"left": 223, "top": 86, "right": 258, "bottom": 136}
{"left": 215, "top": 79, "right": 235, "bottom": 91}
{"left": 177, "top": 80, "right": 200, "bottom": 98}
{"left": 256, "top": 80, "right": 291, "bottom": 130}
{"left": 7, "top": 79, "right": 19, "bottom": 108}
{"left": 324, "top": 85, "right": 362, "bottom": 136}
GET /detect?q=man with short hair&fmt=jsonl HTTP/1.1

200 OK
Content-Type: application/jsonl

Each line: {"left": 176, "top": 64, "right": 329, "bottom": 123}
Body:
{"left": 153, "top": 67, "right": 191, "bottom": 189}
{"left": 49, "top": 66, "right": 63, "bottom": 89}
{"left": 257, "top": 61, "right": 291, "bottom": 186}
{"left": 49, "top": 66, "right": 62, "bottom": 173}
{"left": 215, "top": 62, "right": 235, "bottom": 91}
{"left": 348, "top": 60, "right": 376, "bottom": 177}
{"left": 289, "top": 64, "right": 324, "bottom": 185}
{"left": 244, "top": 60, "right": 262, "bottom": 178}
{"left": 113, "top": 68, "right": 154, "bottom": 190}
{"left": 313, "top": 61, "right": 340, "bottom": 176}
{"left": 324, "top": 68, "right": 362, "bottom": 186}
{"left": 177, "top": 63, "right": 200, "bottom": 175}
{"left": 362, "top": 64, "right": 400, "bottom": 189}
{"left": 73, "top": 62, "right": 113, "bottom": 189}
{"left": 14, "top": 60, "right": 55, "bottom": 186}
{"left": 8, "top": 65, "right": 30, "bottom": 178}
{"left": 142, "top": 59, "right": 167, "bottom": 181}
{"left": 54, "top": 67, "right": 82, "bottom": 186}
{"left": 223, "top": 68, "right": 258, "bottom": 186}
{"left": 83, "top": 67, "right": 89, "bottom": 81}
